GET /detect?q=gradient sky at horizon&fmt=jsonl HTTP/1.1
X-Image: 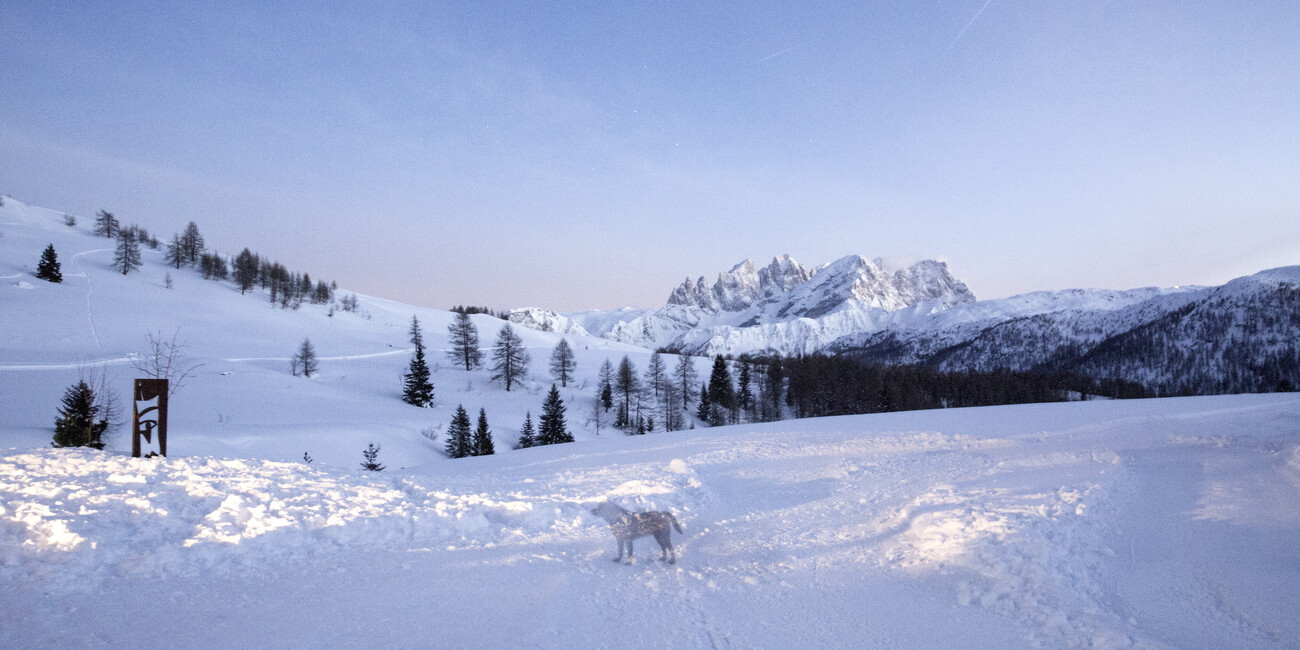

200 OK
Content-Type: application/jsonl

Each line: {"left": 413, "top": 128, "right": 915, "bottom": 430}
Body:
{"left": 3, "top": 1, "right": 1298, "bottom": 311}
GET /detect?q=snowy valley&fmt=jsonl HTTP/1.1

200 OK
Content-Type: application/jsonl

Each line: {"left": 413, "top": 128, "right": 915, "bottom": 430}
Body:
{"left": 3, "top": 196, "right": 1299, "bottom": 648}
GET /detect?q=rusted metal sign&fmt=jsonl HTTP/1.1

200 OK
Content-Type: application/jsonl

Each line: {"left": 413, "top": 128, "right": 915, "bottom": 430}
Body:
{"left": 132, "top": 378, "right": 169, "bottom": 457}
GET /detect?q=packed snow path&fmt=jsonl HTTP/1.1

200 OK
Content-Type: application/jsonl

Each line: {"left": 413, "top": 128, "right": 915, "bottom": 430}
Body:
{"left": 3, "top": 394, "right": 1298, "bottom": 648}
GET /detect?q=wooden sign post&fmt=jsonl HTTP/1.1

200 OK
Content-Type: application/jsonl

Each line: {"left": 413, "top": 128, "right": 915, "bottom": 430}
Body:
{"left": 132, "top": 378, "right": 169, "bottom": 457}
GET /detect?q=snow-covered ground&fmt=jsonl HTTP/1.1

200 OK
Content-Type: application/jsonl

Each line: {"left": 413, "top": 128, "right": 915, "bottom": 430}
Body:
{"left": 4, "top": 197, "right": 1299, "bottom": 648}
{"left": 3, "top": 395, "right": 1299, "bottom": 648}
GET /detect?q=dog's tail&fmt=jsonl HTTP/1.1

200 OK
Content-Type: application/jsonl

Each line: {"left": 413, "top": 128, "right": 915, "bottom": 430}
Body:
{"left": 668, "top": 512, "right": 683, "bottom": 535}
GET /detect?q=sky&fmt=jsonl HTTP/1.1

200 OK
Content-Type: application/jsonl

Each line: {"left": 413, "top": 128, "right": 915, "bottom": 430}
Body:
{"left": 2, "top": 1, "right": 1298, "bottom": 311}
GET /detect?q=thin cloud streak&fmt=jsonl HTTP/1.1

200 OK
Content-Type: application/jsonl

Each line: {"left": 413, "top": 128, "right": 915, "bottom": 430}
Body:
{"left": 946, "top": 0, "right": 993, "bottom": 54}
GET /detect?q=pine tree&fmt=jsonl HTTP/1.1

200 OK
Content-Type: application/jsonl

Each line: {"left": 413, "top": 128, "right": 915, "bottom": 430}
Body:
{"left": 549, "top": 338, "right": 576, "bottom": 387}
{"left": 674, "top": 354, "right": 699, "bottom": 411}
{"left": 737, "top": 361, "right": 753, "bottom": 422}
{"left": 598, "top": 358, "right": 614, "bottom": 412}
{"left": 517, "top": 412, "right": 536, "bottom": 449}
{"left": 360, "top": 443, "right": 385, "bottom": 471}
{"left": 446, "top": 311, "right": 483, "bottom": 370}
{"left": 761, "top": 356, "right": 784, "bottom": 422}
{"left": 180, "top": 222, "right": 205, "bottom": 266}
{"left": 538, "top": 384, "right": 572, "bottom": 444}
{"left": 661, "top": 381, "right": 682, "bottom": 431}
{"left": 472, "top": 408, "right": 495, "bottom": 456}
{"left": 445, "top": 405, "right": 473, "bottom": 458}
{"left": 644, "top": 351, "right": 666, "bottom": 401}
{"left": 52, "top": 381, "right": 108, "bottom": 449}
{"left": 292, "top": 337, "right": 318, "bottom": 377}
{"left": 615, "top": 356, "right": 640, "bottom": 430}
{"left": 697, "top": 381, "right": 711, "bottom": 423}
{"left": 113, "top": 229, "right": 142, "bottom": 275}
{"left": 402, "top": 316, "right": 435, "bottom": 407}
{"left": 164, "top": 233, "right": 186, "bottom": 269}
{"left": 36, "top": 244, "right": 62, "bottom": 283}
{"left": 93, "top": 210, "right": 119, "bottom": 238}
{"left": 490, "top": 324, "right": 530, "bottom": 391}
{"left": 233, "top": 248, "right": 259, "bottom": 294}
{"left": 707, "top": 355, "right": 735, "bottom": 426}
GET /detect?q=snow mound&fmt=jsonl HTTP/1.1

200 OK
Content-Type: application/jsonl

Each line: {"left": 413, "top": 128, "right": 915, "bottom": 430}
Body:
{"left": 0, "top": 448, "right": 705, "bottom": 592}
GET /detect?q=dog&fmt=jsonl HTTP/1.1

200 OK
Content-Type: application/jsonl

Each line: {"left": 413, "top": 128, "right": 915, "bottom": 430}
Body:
{"left": 590, "top": 500, "right": 683, "bottom": 564}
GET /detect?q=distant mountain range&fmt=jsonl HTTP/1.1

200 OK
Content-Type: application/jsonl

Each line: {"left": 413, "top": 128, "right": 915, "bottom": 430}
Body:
{"left": 509, "top": 255, "right": 1300, "bottom": 396}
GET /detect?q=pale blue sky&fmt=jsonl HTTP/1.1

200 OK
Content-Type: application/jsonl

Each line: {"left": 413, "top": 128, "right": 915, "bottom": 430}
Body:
{"left": 3, "top": 1, "right": 1297, "bottom": 310}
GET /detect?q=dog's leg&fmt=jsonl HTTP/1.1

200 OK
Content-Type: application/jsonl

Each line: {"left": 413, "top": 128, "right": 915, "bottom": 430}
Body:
{"left": 613, "top": 539, "right": 624, "bottom": 562}
{"left": 626, "top": 539, "right": 634, "bottom": 563}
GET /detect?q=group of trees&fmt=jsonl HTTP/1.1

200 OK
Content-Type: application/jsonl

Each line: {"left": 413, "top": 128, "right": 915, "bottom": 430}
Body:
{"left": 444, "top": 313, "right": 533, "bottom": 392}
{"left": 99, "top": 214, "right": 339, "bottom": 310}
{"left": 516, "top": 384, "right": 573, "bottom": 448}
{"left": 594, "top": 351, "right": 689, "bottom": 435}
{"left": 779, "top": 354, "right": 1144, "bottom": 418}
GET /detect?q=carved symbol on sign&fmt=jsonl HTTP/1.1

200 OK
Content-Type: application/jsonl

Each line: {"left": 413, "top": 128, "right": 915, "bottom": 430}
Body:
{"left": 133, "top": 379, "right": 169, "bottom": 458}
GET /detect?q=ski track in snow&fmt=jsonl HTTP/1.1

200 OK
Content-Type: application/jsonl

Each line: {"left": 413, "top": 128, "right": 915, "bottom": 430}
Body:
{"left": 70, "top": 248, "right": 111, "bottom": 354}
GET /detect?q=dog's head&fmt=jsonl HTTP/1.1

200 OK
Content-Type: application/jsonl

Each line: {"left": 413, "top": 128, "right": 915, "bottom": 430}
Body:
{"left": 589, "top": 500, "right": 623, "bottom": 523}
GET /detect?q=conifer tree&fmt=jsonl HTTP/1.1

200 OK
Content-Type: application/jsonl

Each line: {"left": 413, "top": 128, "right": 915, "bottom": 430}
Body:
{"left": 164, "top": 233, "right": 186, "bottom": 269}
{"left": 737, "top": 361, "right": 753, "bottom": 422}
{"left": 644, "top": 351, "right": 666, "bottom": 401}
{"left": 93, "top": 210, "right": 119, "bottom": 238}
{"left": 707, "top": 356, "right": 735, "bottom": 426}
{"left": 445, "top": 405, "right": 473, "bottom": 458}
{"left": 36, "top": 244, "right": 62, "bottom": 283}
{"left": 549, "top": 338, "right": 576, "bottom": 387}
{"left": 180, "top": 222, "right": 205, "bottom": 266}
{"left": 538, "top": 384, "right": 572, "bottom": 444}
{"left": 674, "top": 354, "right": 699, "bottom": 411}
{"left": 598, "top": 358, "right": 614, "bottom": 412}
{"left": 402, "top": 316, "right": 435, "bottom": 407}
{"left": 113, "top": 229, "right": 142, "bottom": 275}
{"left": 233, "top": 248, "right": 259, "bottom": 294}
{"left": 360, "top": 443, "right": 385, "bottom": 471}
{"left": 52, "top": 381, "right": 108, "bottom": 449}
{"left": 446, "top": 311, "right": 483, "bottom": 370}
{"left": 292, "top": 338, "right": 318, "bottom": 377}
{"left": 697, "top": 381, "right": 711, "bottom": 423}
{"left": 760, "top": 356, "right": 785, "bottom": 422}
{"left": 472, "top": 408, "right": 495, "bottom": 456}
{"left": 615, "top": 356, "right": 640, "bottom": 430}
{"left": 490, "top": 324, "right": 530, "bottom": 391}
{"left": 517, "top": 412, "right": 536, "bottom": 449}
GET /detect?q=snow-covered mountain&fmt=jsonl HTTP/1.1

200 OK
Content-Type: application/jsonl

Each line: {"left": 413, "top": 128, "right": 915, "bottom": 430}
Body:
{"left": 506, "top": 307, "right": 590, "bottom": 337}
{"left": 539, "top": 254, "right": 977, "bottom": 356}
{"left": 504, "top": 252, "right": 1299, "bottom": 395}
{"left": 830, "top": 267, "right": 1300, "bottom": 395}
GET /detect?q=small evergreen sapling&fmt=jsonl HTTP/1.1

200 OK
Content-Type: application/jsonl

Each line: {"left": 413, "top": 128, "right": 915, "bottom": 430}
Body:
{"left": 360, "top": 443, "right": 385, "bottom": 471}
{"left": 36, "top": 244, "right": 62, "bottom": 283}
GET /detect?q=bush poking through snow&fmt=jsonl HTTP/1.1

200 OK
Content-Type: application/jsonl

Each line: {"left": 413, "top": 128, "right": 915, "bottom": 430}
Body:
{"left": 360, "top": 443, "right": 384, "bottom": 471}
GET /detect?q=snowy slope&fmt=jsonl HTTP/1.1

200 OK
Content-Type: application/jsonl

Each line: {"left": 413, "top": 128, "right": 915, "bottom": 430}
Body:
{"left": 4, "top": 395, "right": 1299, "bottom": 648}
{"left": 0, "top": 196, "right": 695, "bottom": 468}
{"left": 4, "top": 196, "right": 1300, "bottom": 648}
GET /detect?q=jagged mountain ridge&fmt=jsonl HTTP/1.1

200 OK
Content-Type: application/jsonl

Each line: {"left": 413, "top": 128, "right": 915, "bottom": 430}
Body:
{"left": 832, "top": 267, "right": 1300, "bottom": 395}
{"left": 564, "top": 254, "right": 977, "bottom": 355}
